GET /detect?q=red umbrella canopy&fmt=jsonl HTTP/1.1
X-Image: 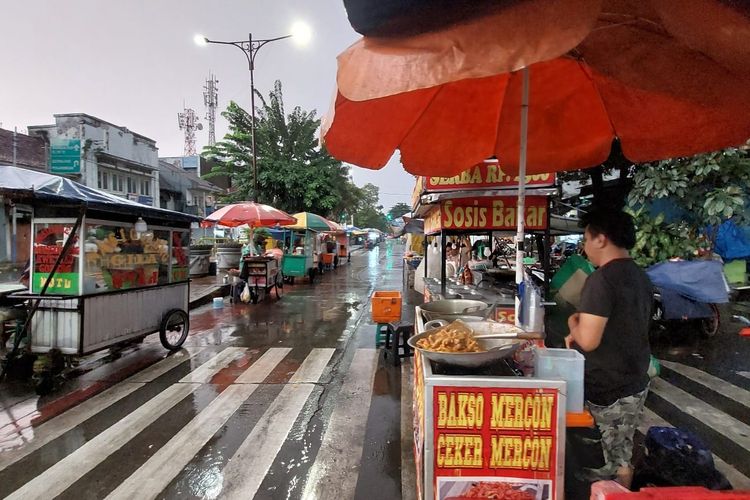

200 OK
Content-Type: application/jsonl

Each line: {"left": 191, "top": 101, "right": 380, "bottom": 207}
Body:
{"left": 323, "top": 0, "right": 750, "bottom": 177}
{"left": 204, "top": 202, "right": 297, "bottom": 228}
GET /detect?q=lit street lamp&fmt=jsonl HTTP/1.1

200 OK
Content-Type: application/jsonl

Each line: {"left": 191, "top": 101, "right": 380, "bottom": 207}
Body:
{"left": 194, "top": 22, "right": 311, "bottom": 202}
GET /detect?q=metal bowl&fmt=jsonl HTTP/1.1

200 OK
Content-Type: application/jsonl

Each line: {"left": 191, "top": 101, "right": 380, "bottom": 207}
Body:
{"left": 407, "top": 329, "right": 525, "bottom": 369}
{"left": 419, "top": 299, "right": 491, "bottom": 322}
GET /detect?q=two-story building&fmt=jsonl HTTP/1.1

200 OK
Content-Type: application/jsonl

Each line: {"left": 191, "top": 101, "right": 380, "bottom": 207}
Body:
{"left": 27, "top": 114, "right": 160, "bottom": 207}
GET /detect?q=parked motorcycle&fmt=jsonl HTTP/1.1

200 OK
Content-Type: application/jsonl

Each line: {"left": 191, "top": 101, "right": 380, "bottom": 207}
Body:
{"left": 647, "top": 260, "right": 730, "bottom": 337}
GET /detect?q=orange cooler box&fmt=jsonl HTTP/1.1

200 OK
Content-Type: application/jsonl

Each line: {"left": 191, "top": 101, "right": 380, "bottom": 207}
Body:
{"left": 371, "top": 291, "right": 402, "bottom": 323}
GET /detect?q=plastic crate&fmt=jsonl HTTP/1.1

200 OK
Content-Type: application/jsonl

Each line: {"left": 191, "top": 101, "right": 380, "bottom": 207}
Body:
{"left": 371, "top": 291, "right": 402, "bottom": 323}
{"left": 535, "top": 348, "right": 585, "bottom": 413}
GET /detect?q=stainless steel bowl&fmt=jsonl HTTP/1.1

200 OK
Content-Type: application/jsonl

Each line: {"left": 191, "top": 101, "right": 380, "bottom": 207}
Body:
{"left": 419, "top": 299, "right": 492, "bottom": 321}
{"left": 408, "top": 329, "right": 524, "bottom": 369}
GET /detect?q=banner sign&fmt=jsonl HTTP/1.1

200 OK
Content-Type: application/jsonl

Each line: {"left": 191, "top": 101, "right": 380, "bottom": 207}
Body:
{"left": 433, "top": 386, "right": 560, "bottom": 500}
{"left": 424, "top": 163, "right": 555, "bottom": 192}
{"left": 412, "top": 176, "right": 425, "bottom": 210}
{"left": 424, "top": 196, "right": 548, "bottom": 234}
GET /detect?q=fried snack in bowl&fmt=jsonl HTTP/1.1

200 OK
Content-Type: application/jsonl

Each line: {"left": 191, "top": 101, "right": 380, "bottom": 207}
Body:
{"left": 415, "top": 320, "right": 485, "bottom": 353}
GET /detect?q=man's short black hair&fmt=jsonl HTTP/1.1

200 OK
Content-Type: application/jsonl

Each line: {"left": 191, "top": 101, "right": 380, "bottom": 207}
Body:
{"left": 580, "top": 207, "right": 636, "bottom": 250}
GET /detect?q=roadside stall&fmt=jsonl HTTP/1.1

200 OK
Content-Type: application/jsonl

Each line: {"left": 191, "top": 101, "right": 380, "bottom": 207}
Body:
{"left": 409, "top": 313, "right": 589, "bottom": 500}
{"left": 0, "top": 166, "right": 200, "bottom": 390}
{"left": 322, "top": 220, "right": 349, "bottom": 266}
{"left": 412, "top": 161, "right": 557, "bottom": 326}
{"left": 282, "top": 212, "right": 333, "bottom": 284}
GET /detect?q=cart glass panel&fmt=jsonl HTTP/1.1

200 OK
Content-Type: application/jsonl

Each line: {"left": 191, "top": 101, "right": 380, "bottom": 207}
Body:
{"left": 83, "top": 223, "right": 167, "bottom": 293}
{"left": 171, "top": 230, "right": 190, "bottom": 282}
{"left": 32, "top": 222, "right": 80, "bottom": 295}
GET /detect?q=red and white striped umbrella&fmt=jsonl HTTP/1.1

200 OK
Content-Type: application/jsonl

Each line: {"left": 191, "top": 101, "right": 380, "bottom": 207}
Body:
{"left": 203, "top": 202, "right": 297, "bottom": 228}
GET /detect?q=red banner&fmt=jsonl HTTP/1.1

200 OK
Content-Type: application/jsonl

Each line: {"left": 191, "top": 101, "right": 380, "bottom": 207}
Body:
{"left": 433, "top": 386, "right": 560, "bottom": 500}
{"left": 425, "top": 163, "right": 555, "bottom": 192}
{"left": 424, "top": 196, "right": 548, "bottom": 234}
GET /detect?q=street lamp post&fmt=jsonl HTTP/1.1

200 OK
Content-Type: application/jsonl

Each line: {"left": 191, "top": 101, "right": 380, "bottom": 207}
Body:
{"left": 195, "top": 33, "right": 291, "bottom": 202}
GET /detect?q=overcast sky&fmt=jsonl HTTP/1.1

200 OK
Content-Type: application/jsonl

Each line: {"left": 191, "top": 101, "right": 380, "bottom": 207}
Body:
{"left": 1, "top": 0, "right": 414, "bottom": 210}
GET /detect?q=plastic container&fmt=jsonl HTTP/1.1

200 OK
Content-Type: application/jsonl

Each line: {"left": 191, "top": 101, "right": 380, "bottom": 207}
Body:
{"left": 534, "top": 348, "right": 585, "bottom": 413}
{"left": 371, "top": 291, "right": 402, "bottom": 323}
{"left": 212, "top": 297, "right": 225, "bottom": 309}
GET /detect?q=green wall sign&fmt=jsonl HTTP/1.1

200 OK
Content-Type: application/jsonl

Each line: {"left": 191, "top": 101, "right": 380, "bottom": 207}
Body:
{"left": 50, "top": 139, "right": 81, "bottom": 174}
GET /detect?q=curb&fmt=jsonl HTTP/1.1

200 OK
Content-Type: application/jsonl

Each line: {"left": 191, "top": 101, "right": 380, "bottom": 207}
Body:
{"left": 189, "top": 284, "right": 231, "bottom": 310}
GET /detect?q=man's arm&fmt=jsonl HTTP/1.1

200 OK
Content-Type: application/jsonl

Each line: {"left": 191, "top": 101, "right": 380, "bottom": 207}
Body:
{"left": 565, "top": 312, "right": 608, "bottom": 352}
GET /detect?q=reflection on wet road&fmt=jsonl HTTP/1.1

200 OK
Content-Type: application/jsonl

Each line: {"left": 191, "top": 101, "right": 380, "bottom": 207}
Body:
{"left": 0, "top": 242, "right": 412, "bottom": 500}
{"left": 3, "top": 240, "right": 750, "bottom": 498}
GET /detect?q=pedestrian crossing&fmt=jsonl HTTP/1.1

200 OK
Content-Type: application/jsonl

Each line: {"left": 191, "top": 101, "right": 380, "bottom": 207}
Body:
{"left": 2, "top": 345, "right": 750, "bottom": 499}
{"left": 0, "top": 345, "right": 390, "bottom": 500}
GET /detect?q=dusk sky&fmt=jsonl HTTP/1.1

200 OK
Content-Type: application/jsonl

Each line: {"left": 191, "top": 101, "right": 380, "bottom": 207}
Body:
{"left": 1, "top": 1, "right": 414, "bottom": 210}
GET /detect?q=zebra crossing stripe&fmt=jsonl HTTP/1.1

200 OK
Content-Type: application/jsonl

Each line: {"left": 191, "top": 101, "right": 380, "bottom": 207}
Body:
{"left": 660, "top": 360, "right": 750, "bottom": 409}
{"left": 220, "top": 347, "right": 333, "bottom": 499}
{"left": 4, "top": 382, "right": 200, "bottom": 500}
{"left": 234, "top": 347, "right": 292, "bottom": 384}
{"left": 401, "top": 361, "right": 417, "bottom": 500}
{"left": 179, "top": 347, "right": 247, "bottom": 383}
{"left": 288, "top": 348, "right": 335, "bottom": 383}
{"left": 639, "top": 407, "right": 750, "bottom": 489}
{"left": 0, "top": 346, "right": 210, "bottom": 469}
{"left": 105, "top": 383, "right": 259, "bottom": 500}
{"left": 0, "top": 381, "right": 145, "bottom": 471}
{"left": 221, "top": 383, "right": 316, "bottom": 499}
{"left": 301, "top": 348, "right": 379, "bottom": 500}
{"left": 127, "top": 346, "right": 206, "bottom": 383}
{"left": 650, "top": 377, "right": 750, "bottom": 451}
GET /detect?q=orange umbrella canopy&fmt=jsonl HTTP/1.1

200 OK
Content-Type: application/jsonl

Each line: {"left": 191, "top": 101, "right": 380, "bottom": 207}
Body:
{"left": 323, "top": 0, "right": 750, "bottom": 177}
{"left": 204, "top": 202, "right": 297, "bottom": 228}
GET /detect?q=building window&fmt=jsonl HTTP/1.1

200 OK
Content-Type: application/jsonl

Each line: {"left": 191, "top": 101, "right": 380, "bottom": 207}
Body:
{"left": 141, "top": 180, "right": 150, "bottom": 196}
{"left": 117, "top": 175, "right": 124, "bottom": 192}
{"left": 98, "top": 171, "right": 109, "bottom": 190}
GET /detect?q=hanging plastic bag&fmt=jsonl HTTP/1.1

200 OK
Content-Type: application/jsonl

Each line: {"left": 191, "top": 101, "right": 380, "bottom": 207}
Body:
{"left": 240, "top": 283, "right": 251, "bottom": 303}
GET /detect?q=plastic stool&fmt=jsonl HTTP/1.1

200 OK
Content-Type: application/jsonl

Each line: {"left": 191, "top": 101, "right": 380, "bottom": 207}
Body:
{"left": 384, "top": 322, "right": 414, "bottom": 366}
{"left": 375, "top": 324, "right": 389, "bottom": 347}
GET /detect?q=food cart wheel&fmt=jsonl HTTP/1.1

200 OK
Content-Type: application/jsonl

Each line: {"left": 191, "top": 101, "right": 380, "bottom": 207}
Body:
{"left": 159, "top": 309, "right": 190, "bottom": 351}
{"left": 700, "top": 304, "right": 720, "bottom": 337}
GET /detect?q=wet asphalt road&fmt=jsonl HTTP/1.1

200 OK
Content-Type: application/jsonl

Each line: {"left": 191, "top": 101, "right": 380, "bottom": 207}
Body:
{"left": 0, "top": 241, "right": 417, "bottom": 500}
{"left": 3, "top": 242, "right": 750, "bottom": 498}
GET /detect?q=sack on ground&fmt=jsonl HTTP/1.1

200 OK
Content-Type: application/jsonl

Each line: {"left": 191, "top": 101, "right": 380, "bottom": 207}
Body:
{"left": 633, "top": 426, "right": 732, "bottom": 490}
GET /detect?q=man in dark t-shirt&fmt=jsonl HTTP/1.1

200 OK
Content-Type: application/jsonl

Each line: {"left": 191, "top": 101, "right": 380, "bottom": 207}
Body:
{"left": 565, "top": 208, "right": 652, "bottom": 488}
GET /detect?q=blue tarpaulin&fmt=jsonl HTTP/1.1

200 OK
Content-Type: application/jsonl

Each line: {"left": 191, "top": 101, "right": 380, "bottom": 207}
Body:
{"left": 713, "top": 220, "right": 750, "bottom": 261}
{"left": 647, "top": 260, "right": 729, "bottom": 304}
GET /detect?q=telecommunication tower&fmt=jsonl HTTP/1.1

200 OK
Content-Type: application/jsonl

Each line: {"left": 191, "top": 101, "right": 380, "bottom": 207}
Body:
{"left": 178, "top": 107, "right": 202, "bottom": 156}
{"left": 203, "top": 74, "right": 219, "bottom": 146}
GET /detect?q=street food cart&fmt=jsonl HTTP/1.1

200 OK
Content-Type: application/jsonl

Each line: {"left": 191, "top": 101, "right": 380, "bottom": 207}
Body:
{"left": 281, "top": 212, "right": 331, "bottom": 284}
{"left": 412, "top": 161, "right": 558, "bottom": 325}
{"left": 0, "top": 166, "right": 200, "bottom": 390}
{"left": 411, "top": 310, "right": 591, "bottom": 500}
{"left": 241, "top": 255, "right": 282, "bottom": 303}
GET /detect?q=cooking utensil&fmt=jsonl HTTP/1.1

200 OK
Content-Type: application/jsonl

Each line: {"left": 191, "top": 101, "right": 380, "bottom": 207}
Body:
{"left": 408, "top": 319, "right": 525, "bottom": 368}
{"left": 419, "top": 299, "right": 492, "bottom": 322}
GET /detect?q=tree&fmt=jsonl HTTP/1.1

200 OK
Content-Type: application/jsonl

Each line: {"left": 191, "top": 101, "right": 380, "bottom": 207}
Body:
{"left": 387, "top": 202, "right": 411, "bottom": 221}
{"left": 202, "top": 81, "right": 350, "bottom": 216}
{"left": 627, "top": 145, "right": 750, "bottom": 266}
{"left": 352, "top": 183, "right": 387, "bottom": 230}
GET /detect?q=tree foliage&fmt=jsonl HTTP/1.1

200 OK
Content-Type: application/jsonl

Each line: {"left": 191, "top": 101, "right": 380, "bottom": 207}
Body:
{"left": 627, "top": 145, "right": 750, "bottom": 266}
{"left": 202, "top": 81, "right": 355, "bottom": 217}
{"left": 387, "top": 202, "right": 412, "bottom": 221}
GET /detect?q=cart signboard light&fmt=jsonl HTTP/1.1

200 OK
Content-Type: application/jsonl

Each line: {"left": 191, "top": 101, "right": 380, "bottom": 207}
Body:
{"left": 32, "top": 223, "right": 80, "bottom": 295}
{"left": 425, "top": 162, "right": 555, "bottom": 192}
{"left": 432, "top": 386, "right": 560, "bottom": 499}
{"left": 423, "top": 196, "right": 548, "bottom": 235}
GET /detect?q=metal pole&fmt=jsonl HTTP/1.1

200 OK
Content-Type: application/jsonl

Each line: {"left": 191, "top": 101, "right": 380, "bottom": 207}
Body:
{"left": 515, "top": 66, "right": 530, "bottom": 326}
{"left": 249, "top": 33, "right": 258, "bottom": 203}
